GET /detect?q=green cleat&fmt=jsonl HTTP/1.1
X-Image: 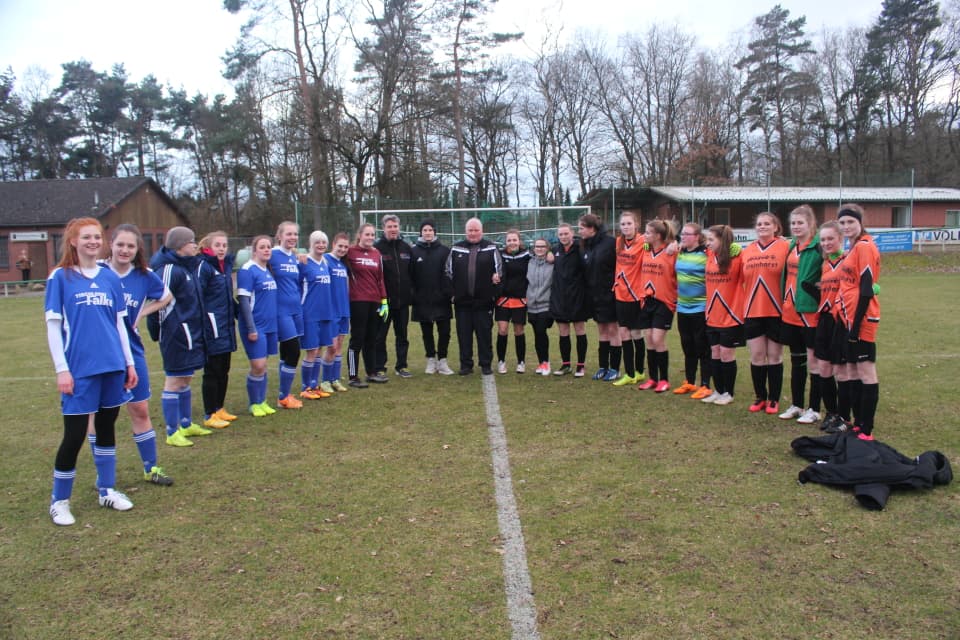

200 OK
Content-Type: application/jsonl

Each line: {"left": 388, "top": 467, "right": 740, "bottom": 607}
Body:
{"left": 144, "top": 466, "right": 174, "bottom": 486}
{"left": 165, "top": 429, "right": 194, "bottom": 447}
{"left": 181, "top": 423, "right": 213, "bottom": 437}
{"left": 612, "top": 373, "right": 638, "bottom": 387}
{"left": 258, "top": 402, "right": 276, "bottom": 415}
{"left": 250, "top": 403, "right": 268, "bottom": 417}
{"left": 319, "top": 381, "right": 336, "bottom": 394}
{"left": 331, "top": 380, "right": 348, "bottom": 392}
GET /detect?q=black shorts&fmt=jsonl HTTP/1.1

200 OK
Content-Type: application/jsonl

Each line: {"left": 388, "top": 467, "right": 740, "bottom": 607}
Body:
{"left": 828, "top": 318, "right": 850, "bottom": 365}
{"left": 707, "top": 325, "right": 746, "bottom": 349}
{"left": 744, "top": 316, "right": 781, "bottom": 342}
{"left": 494, "top": 305, "right": 527, "bottom": 324}
{"left": 814, "top": 314, "right": 837, "bottom": 362}
{"left": 846, "top": 339, "right": 876, "bottom": 363}
{"left": 593, "top": 300, "right": 617, "bottom": 324}
{"left": 780, "top": 322, "right": 816, "bottom": 352}
{"left": 615, "top": 300, "right": 642, "bottom": 329}
{"left": 527, "top": 311, "right": 554, "bottom": 331}
{"left": 638, "top": 297, "right": 674, "bottom": 331}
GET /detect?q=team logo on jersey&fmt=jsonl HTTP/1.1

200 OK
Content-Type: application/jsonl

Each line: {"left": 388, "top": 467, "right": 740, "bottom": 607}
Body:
{"left": 74, "top": 291, "right": 113, "bottom": 307}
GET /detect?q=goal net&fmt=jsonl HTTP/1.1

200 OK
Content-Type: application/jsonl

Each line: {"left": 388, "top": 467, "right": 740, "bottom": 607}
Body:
{"left": 359, "top": 206, "right": 591, "bottom": 246}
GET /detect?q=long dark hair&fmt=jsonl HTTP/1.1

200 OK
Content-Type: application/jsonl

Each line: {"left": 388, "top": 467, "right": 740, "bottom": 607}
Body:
{"left": 111, "top": 223, "right": 149, "bottom": 272}
{"left": 708, "top": 224, "right": 735, "bottom": 274}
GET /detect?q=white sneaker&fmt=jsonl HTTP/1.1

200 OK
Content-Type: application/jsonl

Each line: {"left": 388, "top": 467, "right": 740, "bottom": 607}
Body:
{"left": 713, "top": 392, "right": 734, "bottom": 405}
{"left": 50, "top": 499, "right": 75, "bottom": 526}
{"left": 797, "top": 408, "right": 820, "bottom": 424}
{"left": 436, "top": 358, "right": 455, "bottom": 375}
{"left": 540, "top": 363, "right": 551, "bottom": 376}
{"left": 497, "top": 361, "right": 507, "bottom": 374}
{"left": 98, "top": 489, "right": 134, "bottom": 511}
{"left": 778, "top": 405, "right": 803, "bottom": 420}
{"left": 425, "top": 357, "right": 437, "bottom": 375}
{"left": 516, "top": 362, "right": 525, "bottom": 374}
{"left": 700, "top": 391, "right": 721, "bottom": 404}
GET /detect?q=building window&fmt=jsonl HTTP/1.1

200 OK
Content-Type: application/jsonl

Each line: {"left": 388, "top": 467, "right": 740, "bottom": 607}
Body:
{"left": 52, "top": 234, "right": 63, "bottom": 262}
{"left": 946, "top": 210, "right": 960, "bottom": 227}
{"left": 143, "top": 233, "right": 153, "bottom": 258}
{"left": 892, "top": 206, "right": 910, "bottom": 228}
{"left": 0, "top": 236, "right": 8, "bottom": 269}
{"left": 157, "top": 234, "right": 165, "bottom": 252}
{"left": 713, "top": 208, "right": 730, "bottom": 226}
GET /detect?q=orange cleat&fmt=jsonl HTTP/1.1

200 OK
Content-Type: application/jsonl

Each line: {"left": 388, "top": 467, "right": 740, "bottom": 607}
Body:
{"left": 690, "top": 385, "right": 712, "bottom": 400}
{"left": 673, "top": 381, "right": 697, "bottom": 395}
{"left": 278, "top": 395, "right": 304, "bottom": 410}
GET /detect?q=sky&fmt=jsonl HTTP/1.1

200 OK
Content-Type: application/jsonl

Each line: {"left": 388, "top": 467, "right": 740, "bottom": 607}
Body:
{"left": 0, "top": 0, "right": 885, "bottom": 98}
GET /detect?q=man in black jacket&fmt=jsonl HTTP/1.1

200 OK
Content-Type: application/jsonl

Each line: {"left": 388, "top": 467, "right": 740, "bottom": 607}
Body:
{"left": 444, "top": 218, "right": 503, "bottom": 375}
{"left": 374, "top": 214, "right": 414, "bottom": 377}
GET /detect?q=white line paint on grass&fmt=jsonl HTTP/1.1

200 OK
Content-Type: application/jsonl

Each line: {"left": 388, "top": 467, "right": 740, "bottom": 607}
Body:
{"left": 482, "top": 374, "right": 541, "bottom": 640}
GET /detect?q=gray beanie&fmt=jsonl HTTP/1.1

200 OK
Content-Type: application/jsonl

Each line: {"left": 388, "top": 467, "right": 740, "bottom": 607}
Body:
{"left": 165, "top": 226, "right": 195, "bottom": 251}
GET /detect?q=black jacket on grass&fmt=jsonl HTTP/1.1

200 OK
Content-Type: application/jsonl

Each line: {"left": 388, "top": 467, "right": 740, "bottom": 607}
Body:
{"left": 791, "top": 432, "right": 952, "bottom": 510}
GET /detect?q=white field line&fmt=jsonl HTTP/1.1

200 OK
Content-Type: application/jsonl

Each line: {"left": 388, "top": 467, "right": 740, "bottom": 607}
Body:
{"left": 482, "top": 373, "right": 541, "bottom": 640}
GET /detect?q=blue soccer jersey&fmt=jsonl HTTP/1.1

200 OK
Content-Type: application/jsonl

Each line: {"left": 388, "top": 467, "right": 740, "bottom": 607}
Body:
{"left": 110, "top": 265, "right": 167, "bottom": 359}
{"left": 45, "top": 266, "right": 128, "bottom": 377}
{"left": 300, "top": 256, "right": 335, "bottom": 321}
{"left": 270, "top": 247, "right": 303, "bottom": 315}
{"left": 326, "top": 253, "right": 351, "bottom": 320}
{"left": 237, "top": 262, "right": 278, "bottom": 334}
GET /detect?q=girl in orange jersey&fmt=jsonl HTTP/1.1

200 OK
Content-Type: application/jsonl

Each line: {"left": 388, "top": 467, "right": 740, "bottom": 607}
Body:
{"left": 611, "top": 210, "right": 647, "bottom": 386}
{"left": 701, "top": 225, "right": 745, "bottom": 405}
{"left": 810, "top": 222, "right": 847, "bottom": 432}
{"left": 836, "top": 205, "right": 881, "bottom": 440}
{"left": 740, "top": 212, "right": 791, "bottom": 415}
{"left": 636, "top": 219, "right": 677, "bottom": 393}
{"left": 778, "top": 205, "right": 823, "bottom": 424}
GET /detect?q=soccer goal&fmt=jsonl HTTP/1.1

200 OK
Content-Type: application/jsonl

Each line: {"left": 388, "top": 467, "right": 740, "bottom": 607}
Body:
{"left": 359, "top": 205, "right": 591, "bottom": 246}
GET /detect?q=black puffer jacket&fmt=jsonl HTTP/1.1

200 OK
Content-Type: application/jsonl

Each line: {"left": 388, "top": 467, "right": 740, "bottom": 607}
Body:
{"left": 410, "top": 238, "right": 452, "bottom": 322}
{"left": 581, "top": 226, "right": 616, "bottom": 308}
{"left": 549, "top": 241, "right": 588, "bottom": 321}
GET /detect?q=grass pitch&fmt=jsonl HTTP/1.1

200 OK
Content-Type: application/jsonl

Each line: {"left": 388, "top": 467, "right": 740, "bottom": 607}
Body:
{"left": 1, "top": 253, "right": 958, "bottom": 639}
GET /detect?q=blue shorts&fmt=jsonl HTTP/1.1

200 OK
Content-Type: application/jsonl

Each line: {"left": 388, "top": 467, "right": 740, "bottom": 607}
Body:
{"left": 336, "top": 316, "right": 350, "bottom": 336}
{"left": 302, "top": 319, "right": 335, "bottom": 350}
{"left": 241, "top": 330, "right": 278, "bottom": 360}
{"left": 129, "top": 355, "right": 151, "bottom": 403}
{"left": 277, "top": 313, "right": 304, "bottom": 342}
{"left": 61, "top": 370, "right": 131, "bottom": 415}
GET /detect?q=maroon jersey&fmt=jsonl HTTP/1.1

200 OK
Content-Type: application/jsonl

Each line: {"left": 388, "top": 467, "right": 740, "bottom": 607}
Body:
{"left": 346, "top": 245, "right": 387, "bottom": 302}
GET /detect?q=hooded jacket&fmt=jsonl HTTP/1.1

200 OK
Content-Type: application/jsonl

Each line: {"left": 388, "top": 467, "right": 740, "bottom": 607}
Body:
{"left": 525, "top": 254, "right": 553, "bottom": 315}
{"left": 410, "top": 237, "right": 452, "bottom": 322}
{"left": 581, "top": 227, "right": 616, "bottom": 308}
{"left": 499, "top": 248, "right": 531, "bottom": 300}
{"left": 149, "top": 247, "right": 207, "bottom": 372}
{"left": 782, "top": 232, "right": 823, "bottom": 314}
{"left": 196, "top": 250, "right": 237, "bottom": 357}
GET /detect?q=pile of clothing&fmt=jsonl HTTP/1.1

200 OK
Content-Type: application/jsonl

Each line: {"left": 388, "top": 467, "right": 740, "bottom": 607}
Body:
{"left": 791, "top": 432, "right": 952, "bottom": 510}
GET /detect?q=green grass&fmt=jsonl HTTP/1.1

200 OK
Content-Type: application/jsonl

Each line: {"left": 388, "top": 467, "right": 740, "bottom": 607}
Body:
{"left": 2, "top": 253, "right": 959, "bottom": 639}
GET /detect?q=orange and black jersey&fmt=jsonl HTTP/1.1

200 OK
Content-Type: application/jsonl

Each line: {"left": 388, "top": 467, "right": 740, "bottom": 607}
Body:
{"left": 705, "top": 250, "right": 744, "bottom": 329}
{"left": 838, "top": 234, "right": 881, "bottom": 342}
{"left": 741, "top": 236, "right": 790, "bottom": 319}
{"left": 818, "top": 256, "right": 845, "bottom": 317}
{"left": 640, "top": 245, "right": 678, "bottom": 312}
{"left": 613, "top": 236, "right": 645, "bottom": 303}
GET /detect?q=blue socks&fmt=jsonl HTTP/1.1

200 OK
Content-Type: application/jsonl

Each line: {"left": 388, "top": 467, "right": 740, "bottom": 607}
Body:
{"left": 161, "top": 391, "right": 180, "bottom": 436}
{"left": 178, "top": 386, "right": 193, "bottom": 428}
{"left": 52, "top": 469, "right": 75, "bottom": 502}
{"left": 301, "top": 360, "right": 315, "bottom": 391}
{"left": 279, "top": 364, "right": 296, "bottom": 399}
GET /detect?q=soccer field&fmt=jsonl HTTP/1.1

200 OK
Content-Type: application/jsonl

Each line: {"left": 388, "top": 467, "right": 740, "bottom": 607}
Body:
{"left": 1, "top": 255, "right": 958, "bottom": 639}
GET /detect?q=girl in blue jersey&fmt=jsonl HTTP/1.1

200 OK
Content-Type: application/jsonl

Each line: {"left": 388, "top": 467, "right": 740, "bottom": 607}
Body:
{"left": 319, "top": 233, "right": 352, "bottom": 393}
{"left": 238, "top": 235, "right": 280, "bottom": 417}
{"left": 46, "top": 218, "right": 138, "bottom": 526}
{"left": 270, "top": 221, "right": 305, "bottom": 409}
{"left": 298, "top": 230, "right": 334, "bottom": 399}
{"left": 88, "top": 224, "right": 175, "bottom": 486}
{"left": 197, "top": 231, "right": 239, "bottom": 427}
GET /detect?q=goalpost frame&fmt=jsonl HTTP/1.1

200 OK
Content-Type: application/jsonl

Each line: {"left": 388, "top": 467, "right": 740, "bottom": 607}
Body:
{"left": 359, "top": 205, "right": 592, "bottom": 245}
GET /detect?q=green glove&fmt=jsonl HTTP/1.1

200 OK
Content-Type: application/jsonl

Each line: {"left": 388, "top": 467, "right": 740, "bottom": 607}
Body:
{"left": 730, "top": 242, "right": 742, "bottom": 257}
{"left": 378, "top": 298, "right": 389, "bottom": 320}
{"left": 872, "top": 283, "right": 881, "bottom": 296}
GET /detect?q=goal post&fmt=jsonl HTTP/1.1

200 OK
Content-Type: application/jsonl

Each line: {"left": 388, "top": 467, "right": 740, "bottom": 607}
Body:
{"left": 359, "top": 205, "right": 592, "bottom": 246}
